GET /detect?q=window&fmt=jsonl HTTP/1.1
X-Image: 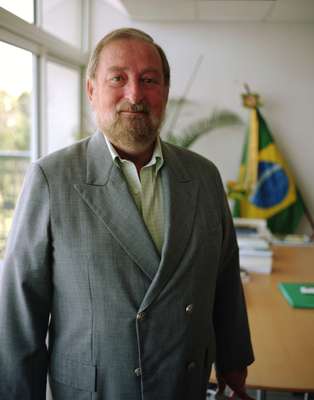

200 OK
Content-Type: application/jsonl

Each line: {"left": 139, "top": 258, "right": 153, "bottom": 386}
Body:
{"left": 0, "top": 0, "right": 34, "bottom": 23}
{"left": 0, "top": 41, "right": 33, "bottom": 258}
{"left": 40, "top": 0, "right": 83, "bottom": 48}
{"left": 46, "top": 60, "right": 81, "bottom": 153}
{"left": 0, "top": 2, "right": 88, "bottom": 260}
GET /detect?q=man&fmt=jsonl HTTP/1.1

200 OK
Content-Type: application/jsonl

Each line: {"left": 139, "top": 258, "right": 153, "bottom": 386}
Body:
{"left": 0, "top": 28, "right": 254, "bottom": 400}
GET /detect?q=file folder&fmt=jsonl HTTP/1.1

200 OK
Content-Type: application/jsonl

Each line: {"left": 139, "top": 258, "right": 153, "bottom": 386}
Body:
{"left": 278, "top": 283, "right": 314, "bottom": 309}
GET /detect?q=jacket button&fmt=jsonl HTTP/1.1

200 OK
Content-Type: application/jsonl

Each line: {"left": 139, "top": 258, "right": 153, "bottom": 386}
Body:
{"left": 187, "top": 361, "right": 196, "bottom": 372}
{"left": 185, "top": 304, "right": 193, "bottom": 314}
{"left": 134, "top": 367, "right": 142, "bottom": 376}
{"left": 136, "top": 311, "right": 145, "bottom": 321}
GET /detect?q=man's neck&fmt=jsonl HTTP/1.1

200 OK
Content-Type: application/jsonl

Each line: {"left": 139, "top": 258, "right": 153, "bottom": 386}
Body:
{"left": 111, "top": 141, "right": 156, "bottom": 174}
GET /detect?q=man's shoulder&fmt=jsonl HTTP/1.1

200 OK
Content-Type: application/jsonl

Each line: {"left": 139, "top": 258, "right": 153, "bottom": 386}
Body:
{"left": 161, "top": 140, "right": 219, "bottom": 176}
{"left": 32, "top": 134, "right": 95, "bottom": 184}
{"left": 38, "top": 135, "right": 91, "bottom": 168}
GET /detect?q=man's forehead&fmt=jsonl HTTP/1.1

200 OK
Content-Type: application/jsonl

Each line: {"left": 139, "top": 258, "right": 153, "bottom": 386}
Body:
{"left": 106, "top": 65, "right": 162, "bottom": 75}
{"left": 99, "top": 38, "right": 162, "bottom": 65}
{"left": 103, "top": 37, "right": 154, "bottom": 50}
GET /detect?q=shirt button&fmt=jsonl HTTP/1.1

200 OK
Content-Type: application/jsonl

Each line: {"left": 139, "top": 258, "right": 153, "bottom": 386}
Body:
{"left": 185, "top": 304, "right": 194, "bottom": 314}
{"left": 134, "top": 367, "right": 142, "bottom": 376}
{"left": 136, "top": 312, "right": 145, "bottom": 321}
{"left": 187, "top": 361, "right": 196, "bottom": 372}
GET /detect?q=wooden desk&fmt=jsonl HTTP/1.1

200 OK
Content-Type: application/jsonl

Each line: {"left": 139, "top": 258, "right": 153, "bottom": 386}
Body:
{"left": 244, "top": 246, "right": 314, "bottom": 391}
{"left": 211, "top": 245, "right": 314, "bottom": 392}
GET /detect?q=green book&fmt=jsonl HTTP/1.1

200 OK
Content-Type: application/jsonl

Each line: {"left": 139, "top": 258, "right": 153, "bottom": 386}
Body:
{"left": 278, "top": 283, "right": 314, "bottom": 309}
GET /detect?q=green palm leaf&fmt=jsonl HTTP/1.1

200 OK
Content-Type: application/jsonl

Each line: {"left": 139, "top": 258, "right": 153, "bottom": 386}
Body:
{"left": 165, "top": 109, "right": 243, "bottom": 149}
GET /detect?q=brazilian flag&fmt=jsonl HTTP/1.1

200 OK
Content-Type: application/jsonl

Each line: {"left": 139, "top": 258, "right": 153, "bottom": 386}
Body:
{"left": 229, "top": 107, "right": 304, "bottom": 234}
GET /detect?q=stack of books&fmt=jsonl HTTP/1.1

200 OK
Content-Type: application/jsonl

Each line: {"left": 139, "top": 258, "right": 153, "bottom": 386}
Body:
{"left": 234, "top": 218, "right": 273, "bottom": 274}
{"left": 238, "top": 236, "right": 273, "bottom": 274}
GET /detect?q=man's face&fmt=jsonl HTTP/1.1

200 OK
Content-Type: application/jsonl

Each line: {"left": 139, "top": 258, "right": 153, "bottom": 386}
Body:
{"left": 87, "top": 38, "right": 169, "bottom": 150}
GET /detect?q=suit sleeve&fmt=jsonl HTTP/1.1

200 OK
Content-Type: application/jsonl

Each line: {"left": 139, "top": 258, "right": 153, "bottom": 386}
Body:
{"left": 0, "top": 163, "right": 52, "bottom": 399}
{"left": 212, "top": 170, "right": 254, "bottom": 373}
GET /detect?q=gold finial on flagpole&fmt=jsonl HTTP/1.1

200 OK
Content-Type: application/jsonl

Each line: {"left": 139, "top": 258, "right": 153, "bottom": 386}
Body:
{"left": 242, "top": 83, "right": 262, "bottom": 109}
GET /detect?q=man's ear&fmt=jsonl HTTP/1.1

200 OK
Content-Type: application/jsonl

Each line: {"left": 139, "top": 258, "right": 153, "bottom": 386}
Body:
{"left": 86, "top": 79, "right": 94, "bottom": 103}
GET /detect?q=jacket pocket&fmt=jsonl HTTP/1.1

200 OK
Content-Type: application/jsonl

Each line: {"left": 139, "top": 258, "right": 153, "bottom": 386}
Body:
{"left": 49, "top": 355, "right": 96, "bottom": 392}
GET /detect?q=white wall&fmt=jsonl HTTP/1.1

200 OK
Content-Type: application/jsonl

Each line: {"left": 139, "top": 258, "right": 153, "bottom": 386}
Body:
{"left": 90, "top": 0, "right": 314, "bottom": 233}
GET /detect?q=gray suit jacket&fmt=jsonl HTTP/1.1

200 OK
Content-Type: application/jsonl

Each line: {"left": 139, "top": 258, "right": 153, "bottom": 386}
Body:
{"left": 0, "top": 131, "right": 253, "bottom": 400}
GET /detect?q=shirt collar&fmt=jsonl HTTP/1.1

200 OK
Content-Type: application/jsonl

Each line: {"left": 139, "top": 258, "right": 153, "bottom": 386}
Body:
{"left": 104, "top": 135, "right": 164, "bottom": 174}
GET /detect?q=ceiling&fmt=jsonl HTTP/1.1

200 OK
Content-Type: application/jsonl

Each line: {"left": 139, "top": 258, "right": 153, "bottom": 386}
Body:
{"left": 104, "top": 0, "right": 314, "bottom": 22}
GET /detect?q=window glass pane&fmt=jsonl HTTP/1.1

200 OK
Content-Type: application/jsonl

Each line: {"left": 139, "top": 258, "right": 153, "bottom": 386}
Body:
{"left": 0, "top": 42, "right": 33, "bottom": 258}
{"left": 0, "top": 0, "right": 34, "bottom": 23}
{"left": 41, "top": 0, "right": 82, "bottom": 48}
{"left": 46, "top": 61, "right": 80, "bottom": 154}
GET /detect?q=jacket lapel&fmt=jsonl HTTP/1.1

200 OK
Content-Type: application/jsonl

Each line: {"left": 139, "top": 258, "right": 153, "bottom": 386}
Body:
{"left": 74, "top": 132, "right": 160, "bottom": 281}
{"left": 139, "top": 143, "right": 199, "bottom": 312}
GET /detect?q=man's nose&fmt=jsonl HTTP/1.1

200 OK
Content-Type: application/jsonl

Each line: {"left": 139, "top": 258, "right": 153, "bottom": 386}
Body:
{"left": 124, "top": 80, "right": 144, "bottom": 104}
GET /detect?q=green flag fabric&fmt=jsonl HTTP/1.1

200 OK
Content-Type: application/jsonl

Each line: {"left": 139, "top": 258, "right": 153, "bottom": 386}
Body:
{"left": 229, "top": 108, "right": 304, "bottom": 234}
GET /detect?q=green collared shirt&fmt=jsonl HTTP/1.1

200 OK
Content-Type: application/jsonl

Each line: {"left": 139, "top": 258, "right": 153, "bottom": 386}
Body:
{"left": 105, "top": 136, "right": 164, "bottom": 254}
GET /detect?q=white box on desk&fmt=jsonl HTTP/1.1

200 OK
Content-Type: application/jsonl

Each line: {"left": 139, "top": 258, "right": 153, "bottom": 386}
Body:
{"left": 239, "top": 252, "right": 273, "bottom": 274}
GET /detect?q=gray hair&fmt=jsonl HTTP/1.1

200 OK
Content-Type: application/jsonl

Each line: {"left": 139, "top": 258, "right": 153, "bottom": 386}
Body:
{"left": 86, "top": 27, "right": 170, "bottom": 87}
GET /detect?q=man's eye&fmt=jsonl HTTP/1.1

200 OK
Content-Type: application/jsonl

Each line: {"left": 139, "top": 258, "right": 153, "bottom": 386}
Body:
{"left": 108, "top": 76, "right": 125, "bottom": 85}
{"left": 142, "top": 77, "right": 158, "bottom": 85}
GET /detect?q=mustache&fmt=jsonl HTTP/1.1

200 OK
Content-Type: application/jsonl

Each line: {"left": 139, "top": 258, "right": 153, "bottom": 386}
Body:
{"left": 116, "top": 101, "right": 149, "bottom": 114}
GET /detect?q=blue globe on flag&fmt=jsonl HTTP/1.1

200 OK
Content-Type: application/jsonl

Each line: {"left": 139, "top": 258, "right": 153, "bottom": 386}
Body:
{"left": 250, "top": 161, "right": 289, "bottom": 209}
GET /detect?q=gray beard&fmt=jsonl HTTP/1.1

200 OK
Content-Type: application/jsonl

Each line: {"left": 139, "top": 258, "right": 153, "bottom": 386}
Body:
{"left": 100, "top": 112, "right": 163, "bottom": 148}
